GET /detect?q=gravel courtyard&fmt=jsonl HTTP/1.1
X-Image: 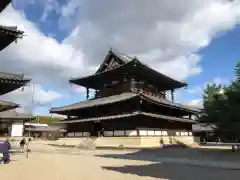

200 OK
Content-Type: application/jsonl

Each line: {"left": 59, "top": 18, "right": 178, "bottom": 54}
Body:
{"left": 1, "top": 144, "right": 240, "bottom": 180}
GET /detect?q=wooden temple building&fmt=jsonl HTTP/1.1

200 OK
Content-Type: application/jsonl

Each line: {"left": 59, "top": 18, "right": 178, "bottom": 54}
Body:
{"left": 0, "top": 0, "right": 24, "bottom": 51}
{"left": 50, "top": 49, "right": 201, "bottom": 147}
{"left": 0, "top": 0, "right": 31, "bottom": 137}
{"left": 0, "top": 72, "right": 31, "bottom": 137}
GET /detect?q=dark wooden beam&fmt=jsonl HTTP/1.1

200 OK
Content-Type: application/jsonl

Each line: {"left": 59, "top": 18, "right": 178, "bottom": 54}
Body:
{"left": 171, "top": 89, "right": 175, "bottom": 102}
{"left": 86, "top": 88, "right": 89, "bottom": 100}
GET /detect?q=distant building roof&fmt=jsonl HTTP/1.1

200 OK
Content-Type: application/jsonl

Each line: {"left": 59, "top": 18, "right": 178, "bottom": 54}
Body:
{"left": 192, "top": 123, "right": 216, "bottom": 132}
{"left": 0, "top": 109, "right": 33, "bottom": 122}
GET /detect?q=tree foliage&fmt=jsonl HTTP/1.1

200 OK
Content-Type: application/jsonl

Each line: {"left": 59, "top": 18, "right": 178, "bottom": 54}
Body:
{"left": 31, "top": 116, "right": 63, "bottom": 124}
{"left": 201, "top": 61, "right": 240, "bottom": 134}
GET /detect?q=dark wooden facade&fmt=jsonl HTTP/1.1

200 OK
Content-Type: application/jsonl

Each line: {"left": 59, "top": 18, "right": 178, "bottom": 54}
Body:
{"left": 0, "top": 1, "right": 24, "bottom": 51}
{"left": 50, "top": 49, "right": 200, "bottom": 137}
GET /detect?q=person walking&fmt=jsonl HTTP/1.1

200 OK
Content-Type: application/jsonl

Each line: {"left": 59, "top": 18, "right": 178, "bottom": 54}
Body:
{"left": 19, "top": 138, "right": 26, "bottom": 153}
{"left": 2, "top": 138, "right": 11, "bottom": 164}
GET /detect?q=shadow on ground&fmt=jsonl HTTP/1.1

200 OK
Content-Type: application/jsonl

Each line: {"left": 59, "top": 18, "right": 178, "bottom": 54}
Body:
{"left": 102, "top": 162, "right": 240, "bottom": 180}
{"left": 96, "top": 147, "right": 240, "bottom": 162}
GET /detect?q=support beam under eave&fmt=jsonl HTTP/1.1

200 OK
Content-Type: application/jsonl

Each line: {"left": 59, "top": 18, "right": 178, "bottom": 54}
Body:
{"left": 86, "top": 88, "right": 89, "bottom": 100}
{"left": 171, "top": 89, "right": 174, "bottom": 102}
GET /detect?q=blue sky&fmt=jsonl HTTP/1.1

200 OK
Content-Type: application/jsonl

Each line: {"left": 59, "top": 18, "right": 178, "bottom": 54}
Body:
{"left": 182, "top": 25, "right": 240, "bottom": 102}
{"left": 2, "top": 0, "right": 240, "bottom": 115}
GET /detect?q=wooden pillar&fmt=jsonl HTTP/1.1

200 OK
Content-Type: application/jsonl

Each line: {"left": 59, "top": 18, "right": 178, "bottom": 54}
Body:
{"left": 131, "top": 77, "right": 136, "bottom": 90}
{"left": 171, "top": 89, "right": 174, "bottom": 102}
{"left": 94, "top": 90, "right": 97, "bottom": 98}
{"left": 86, "top": 88, "right": 89, "bottom": 100}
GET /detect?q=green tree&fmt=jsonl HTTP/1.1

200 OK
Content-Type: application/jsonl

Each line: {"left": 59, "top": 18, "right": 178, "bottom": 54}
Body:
{"left": 201, "top": 61, "right": 240, "bottom": 137}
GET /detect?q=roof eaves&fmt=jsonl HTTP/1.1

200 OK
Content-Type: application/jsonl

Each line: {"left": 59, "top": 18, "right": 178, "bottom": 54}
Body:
{"left": 50, "top": 92, "right": 138, "bottom": 113}
{"left": 0, "top": 72, "right": 31, "bottom": 81}
{"left": 141, "top": 93, "right": 200, "bottom": 113}
{"left": 55, "top": 111, "right": 196, "bottom": 124}
{"left": 69, "top": 59, "right": 134, "bottom": 83}
{"left": 134, "top": 59, "right": 187, "bottom": 88}
{"left": 0, "top": 25, "right": 24, "bottom": 38}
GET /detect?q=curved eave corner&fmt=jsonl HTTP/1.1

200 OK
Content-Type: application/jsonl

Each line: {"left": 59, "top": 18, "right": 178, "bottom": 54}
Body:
{"left": 0, "top": 0, "right": 11, "bottom": 13}
{"left": 134, "top": 59, "right": 188, "bottom": 89}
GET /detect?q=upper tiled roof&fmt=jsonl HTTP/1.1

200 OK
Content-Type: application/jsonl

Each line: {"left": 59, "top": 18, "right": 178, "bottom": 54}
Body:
{"left": 70, "top": 49, "right": 187, "bottom": 90}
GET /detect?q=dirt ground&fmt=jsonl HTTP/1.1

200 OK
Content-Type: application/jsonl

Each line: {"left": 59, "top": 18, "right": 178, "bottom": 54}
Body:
{"left": 1, "top": 143, "right": 240, "bottom": 180}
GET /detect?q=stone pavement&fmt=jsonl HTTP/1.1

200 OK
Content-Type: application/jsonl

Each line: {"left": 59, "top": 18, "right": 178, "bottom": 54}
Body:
{"left": 8, "top": 140, "right": 240, "bottom": 170}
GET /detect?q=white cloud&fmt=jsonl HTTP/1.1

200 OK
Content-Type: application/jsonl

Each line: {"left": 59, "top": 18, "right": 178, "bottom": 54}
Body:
{"left": 185, "top": 76, "right": 231, "bottom": 108}
{"left": 72, "top": 85, "right": 96, "bottom": 99}
{"left": 0, "top": 84, "right": 64, "bottom": 112}
{"left": 187, "top": 77, "right": 230, "bottom": 95}
{"left": 0, "top": 0, "right": 239, "bottom": 115}
{"left": 186, "top": 99, "right": 203, "bottom": 108}
{"left": 62, "top": 0, "right": 240, "bottom": 80}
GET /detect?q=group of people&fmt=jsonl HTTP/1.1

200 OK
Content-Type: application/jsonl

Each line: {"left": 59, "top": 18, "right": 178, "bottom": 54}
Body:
{"left": 0, "top": 137, "right": 32, "bottom": 164}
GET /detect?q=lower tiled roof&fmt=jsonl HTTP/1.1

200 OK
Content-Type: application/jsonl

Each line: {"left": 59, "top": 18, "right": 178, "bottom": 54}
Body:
{"left": 50, "top": 92, "right": 139, "bottom": 113}
{"left": 0, "top": 109, "right": 33, "bottom": 121}
{"left": 0, "top": 100, "right": 19, "bottom": 112}
{"left": 50, "top": 92, "right": 200, "bottom": 114}
{"left": 55, "top": 111, "right": 197, "bottom": 124}
{"left": 142, "top": 93, "right": 201, "bottom": 113}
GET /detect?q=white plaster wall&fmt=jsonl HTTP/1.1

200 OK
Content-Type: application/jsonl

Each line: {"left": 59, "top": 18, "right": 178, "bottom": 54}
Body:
{"left": 11, "top": 123, "right": 24, "bottom": 137}
{"left": 125, "top": 130, "right": 137, "bottom": 136}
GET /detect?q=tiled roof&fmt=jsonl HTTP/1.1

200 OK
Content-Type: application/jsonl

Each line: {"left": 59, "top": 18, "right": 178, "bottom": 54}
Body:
{"left": 0, "top": 72, "right": 31, "bottom": 95}
{"left": 50, "top": 92, "right": 139, "bottom": 113}
{"left": 50, "top": 92, "right": 200, "bottom": 114}
{"left": 70, "top": 49, "right": 187, "bottom": 90}
{"left": 111, "top": 48, "right": 133, "bottom": 63}
{"left": 0, "top": 72, "right": 30, "bottom": 81}
{"left": 142, "top": 93, "right": 201, "bottom": 113}
{"left": 55, "top": 111, "right": 197, "bottom": 124}
{"left": 110, "top": 49, "right": 187, "bottom": 86}
{"left": 0, "top": 109, "right": 32, "bottom": 120}
{"left": 0, "top": 100, "right": 19, "bottom": 112}
{"left": 0, "top": 25, "right": 24, "bottom": 38}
